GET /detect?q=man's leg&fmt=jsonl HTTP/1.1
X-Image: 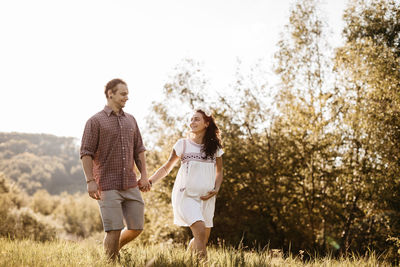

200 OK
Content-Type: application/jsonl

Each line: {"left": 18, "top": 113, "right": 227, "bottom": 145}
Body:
{"left": 119, "top": 187, "right": 145, "bottom": 249}
{"left": 104, "top": 230, "right": 121, "bottom": 260}
{"left": 119, "top": 228, "right": 142, "bottom": 249}
{"left": 98, "top": 190, "right": 125, "bottom": 260}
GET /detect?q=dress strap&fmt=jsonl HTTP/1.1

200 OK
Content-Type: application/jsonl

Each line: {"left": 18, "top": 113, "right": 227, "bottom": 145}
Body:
{"left": 182, "top": 139, "right": 187, "bottom": 155}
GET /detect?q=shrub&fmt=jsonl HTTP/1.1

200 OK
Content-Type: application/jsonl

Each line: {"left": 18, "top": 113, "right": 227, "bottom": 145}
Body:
{"left": 53, "top": 192, "right": 103, "bottom": 237}
{"left": 0, "top": 173, "right": 59, "bottom": 242}
{"left": 138, "top": 187, "right": 189, "bottom": 245}
{"left": 8, "top": 207, "right": 58, "bottom": 241}
{"left": 30, "top": 189, "right": 60, "bottom": 215}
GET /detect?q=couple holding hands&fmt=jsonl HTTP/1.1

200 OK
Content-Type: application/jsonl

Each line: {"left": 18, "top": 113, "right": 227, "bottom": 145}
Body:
{"left": 80, "top": 78, "right": 223, "bottom": 260}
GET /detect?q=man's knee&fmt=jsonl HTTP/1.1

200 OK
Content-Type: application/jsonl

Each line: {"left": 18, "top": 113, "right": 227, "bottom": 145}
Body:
{"left": 106, "top": 230, "right": 122, "bottom": 238}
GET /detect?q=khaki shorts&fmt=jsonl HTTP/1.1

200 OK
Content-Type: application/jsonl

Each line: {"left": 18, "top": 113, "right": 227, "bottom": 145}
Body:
{"left": 97, "top": 187, "right": 144, "bottom": 232}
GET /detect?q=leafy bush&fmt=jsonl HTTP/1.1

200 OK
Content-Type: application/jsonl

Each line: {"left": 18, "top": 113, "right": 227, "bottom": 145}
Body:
{"left": 8, "top": 207, "right": 58, "bottom": 241}
{"left": 138, "top": 189, "right": 188, "bottom": 244}
{"left": 30, "top": 189, "right": 61, "bottom": 215}
{"left": 52, "top": 192, "right": 103, "bottom": 238}
{"left": 0, "top": 173, "right": 58, "bottom": 241}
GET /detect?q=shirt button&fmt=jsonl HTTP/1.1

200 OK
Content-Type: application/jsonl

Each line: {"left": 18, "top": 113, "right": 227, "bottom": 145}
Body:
{"left": 122, "top": 147, "right": 125, "bottom": 150}
{"left": 122, "top": 137, "right": 124, "bottom": 139}
{"left": 123, "top": 158, "right": 125, "bottom": 160}
{"left": 123, "top": 168, "right": 126, "bottom": 171}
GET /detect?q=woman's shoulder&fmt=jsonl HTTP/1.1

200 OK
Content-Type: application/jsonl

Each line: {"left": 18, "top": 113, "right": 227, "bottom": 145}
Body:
{"left": 174, "top": 138, "right": 187, "bottom": 145}
{"left": 216, "top": 147, "right": 224, "bottom": 158}
{"left": 173, "top": 138, "right": 187, "bottom": 156}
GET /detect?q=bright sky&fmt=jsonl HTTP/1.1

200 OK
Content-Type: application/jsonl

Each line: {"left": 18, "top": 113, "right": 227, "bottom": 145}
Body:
{"left": 0, "top": 0, "right": 348, "bottom": 140}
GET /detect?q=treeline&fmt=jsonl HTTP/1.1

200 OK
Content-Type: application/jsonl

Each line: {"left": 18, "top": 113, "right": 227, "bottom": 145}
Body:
{"left": 0, "top": 132, "right": 84, "bottom": 194}
{"left": 144, "top": 0, "right": 400, "bottom": 261}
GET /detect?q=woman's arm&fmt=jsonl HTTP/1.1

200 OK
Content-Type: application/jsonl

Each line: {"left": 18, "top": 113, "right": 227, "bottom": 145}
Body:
{"left": 214, "top": 157, "right": 223, "bottom": 191}
{"left": 200, "top": 157, "right": 223, "bottom": 200}
{"left": 149, "top": 149, "right": 180, "bottom": 184}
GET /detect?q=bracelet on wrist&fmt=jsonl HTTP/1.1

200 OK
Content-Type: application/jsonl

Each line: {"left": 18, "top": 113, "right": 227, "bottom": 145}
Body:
{"left": 86, "top": 178, "right": 95, "bottom": 184}
{"left": 162, "top": 166, "right": 168, "bottom": 176}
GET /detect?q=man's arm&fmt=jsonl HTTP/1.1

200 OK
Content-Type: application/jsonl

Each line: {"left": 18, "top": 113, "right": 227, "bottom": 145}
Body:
{"left": 81, "top": 155, "right": 100, "bottom": 200}
{"left": 135, "top": 151, "right": 150, "bottom": 191}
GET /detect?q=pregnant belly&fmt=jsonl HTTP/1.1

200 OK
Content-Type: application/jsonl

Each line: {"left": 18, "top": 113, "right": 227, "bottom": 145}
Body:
{"left": 185, "top": 163, "right": 215, "bottom": 197}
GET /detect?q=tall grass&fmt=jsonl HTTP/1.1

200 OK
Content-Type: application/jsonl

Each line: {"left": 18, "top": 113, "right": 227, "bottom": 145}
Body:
{"left": 0, "top": 237, "right": 392, "bottom": 267}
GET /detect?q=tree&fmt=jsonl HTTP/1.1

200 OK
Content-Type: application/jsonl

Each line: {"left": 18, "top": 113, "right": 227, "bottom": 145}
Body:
{"left": 273, "top": 0, "right": 342, "bottom": 252}
{"left": 334, "top": 0, "right": 400, "bottom": 255}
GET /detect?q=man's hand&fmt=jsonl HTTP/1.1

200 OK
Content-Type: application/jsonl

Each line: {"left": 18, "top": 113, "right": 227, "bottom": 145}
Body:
{"left": 87, "top": 180, "right": 100, "bottom": 200}
{"left": 138, "top": 178, "right": 151, "bottom": 192}
{"left": 200, "top": 189, "right": 218, "bottom": 201}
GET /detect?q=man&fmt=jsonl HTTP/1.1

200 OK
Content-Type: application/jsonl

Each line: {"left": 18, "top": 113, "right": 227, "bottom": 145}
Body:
{"left": 80, "top": 78, "right": 151, "bottom": 260}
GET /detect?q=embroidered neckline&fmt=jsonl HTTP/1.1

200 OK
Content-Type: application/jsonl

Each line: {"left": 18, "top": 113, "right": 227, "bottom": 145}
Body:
{"left": 181, "top": 152, "right": 215, "bottom": 164}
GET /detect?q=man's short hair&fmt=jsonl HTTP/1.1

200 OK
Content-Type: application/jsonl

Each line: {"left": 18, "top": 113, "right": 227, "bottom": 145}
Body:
{"left": 104, "top": 78, "right": 127, "bottom": 98}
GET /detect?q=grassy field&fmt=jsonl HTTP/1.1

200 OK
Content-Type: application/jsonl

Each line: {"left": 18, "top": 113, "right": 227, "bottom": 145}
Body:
{"left": 0, "top": 237, "right": 392, "bottom": 267}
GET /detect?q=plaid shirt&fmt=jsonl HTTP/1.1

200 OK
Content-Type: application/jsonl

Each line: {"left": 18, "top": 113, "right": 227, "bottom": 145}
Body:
{"left": 80, "top": 106, "right": 146, "bottom": 191}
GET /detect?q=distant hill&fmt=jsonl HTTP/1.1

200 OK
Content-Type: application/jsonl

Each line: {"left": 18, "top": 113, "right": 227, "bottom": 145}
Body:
{"left": 0, "top": 132, "right": 85, "bottom": 194}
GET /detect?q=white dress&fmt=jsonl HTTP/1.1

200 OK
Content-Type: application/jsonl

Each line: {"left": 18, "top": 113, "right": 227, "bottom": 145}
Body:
{"left": 171, "top": 138, "right": 224, "bottom": 227}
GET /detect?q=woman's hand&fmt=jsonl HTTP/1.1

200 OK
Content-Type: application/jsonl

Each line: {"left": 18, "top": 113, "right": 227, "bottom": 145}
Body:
{"left": 138, "top": 178, "right": 151, "bottom": 192}
{"left": 200, "top": 189, "right": 218, "bottom": 200}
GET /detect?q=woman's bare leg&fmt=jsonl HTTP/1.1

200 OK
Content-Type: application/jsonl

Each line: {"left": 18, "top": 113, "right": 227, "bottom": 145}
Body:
{"left": 119, "top": 229, "right": 142, "bottom": 249}
{"left": 189, "top": 221, "right": 207, "bottom": 258}
{"left": 188, "top": 227, "right": 211, "bottom": 251}
{"left": 188, "top": 238, "right": 195, "bottom": 251}
{"left": 205, "top": 227, "right": 211, "bottom": 245}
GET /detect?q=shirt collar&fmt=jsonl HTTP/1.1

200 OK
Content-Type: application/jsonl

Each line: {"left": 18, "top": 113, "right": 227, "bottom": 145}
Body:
{"left": 104, "top": 105, "right": 125, "bottom": 117}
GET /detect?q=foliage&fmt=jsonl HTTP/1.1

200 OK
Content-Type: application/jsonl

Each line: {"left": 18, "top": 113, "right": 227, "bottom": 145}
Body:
{"left": 333, "top": 0, "right": 400, "bottom": 257}
{"left": 0, "top": 173, "right": 103, "bottom": 241}
{"left": 30, "top": 189, "right": 60, "bottom": 215}
{"left": 0, "top": 173, "right": 58, "bottom": 241}
{"left": 52, "top": 192, "right": 103, "bottom": 238}
{"left": 7, "top": 207, "right": 59, "bottom": 241}
{"left": 138, "top": 188, "right": 188, "bottom": 245}
{"left": 271, "top": 0, "right": 340, "bottom": 253}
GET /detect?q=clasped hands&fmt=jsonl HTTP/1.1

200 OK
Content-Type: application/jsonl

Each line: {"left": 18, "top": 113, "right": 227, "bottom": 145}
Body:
{"left": 138, "top": 178, "right": 151, "bottom": 192}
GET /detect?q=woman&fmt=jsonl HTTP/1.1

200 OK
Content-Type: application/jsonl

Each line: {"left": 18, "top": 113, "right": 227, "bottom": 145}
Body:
{"left": 148, "top": 109, "right": 223, "bottom": 258}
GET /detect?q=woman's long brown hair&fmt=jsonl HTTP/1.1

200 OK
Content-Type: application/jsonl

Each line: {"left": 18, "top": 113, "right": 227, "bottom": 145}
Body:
{"left": 196, "top": 109, "right": 222, "bottom": 159}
